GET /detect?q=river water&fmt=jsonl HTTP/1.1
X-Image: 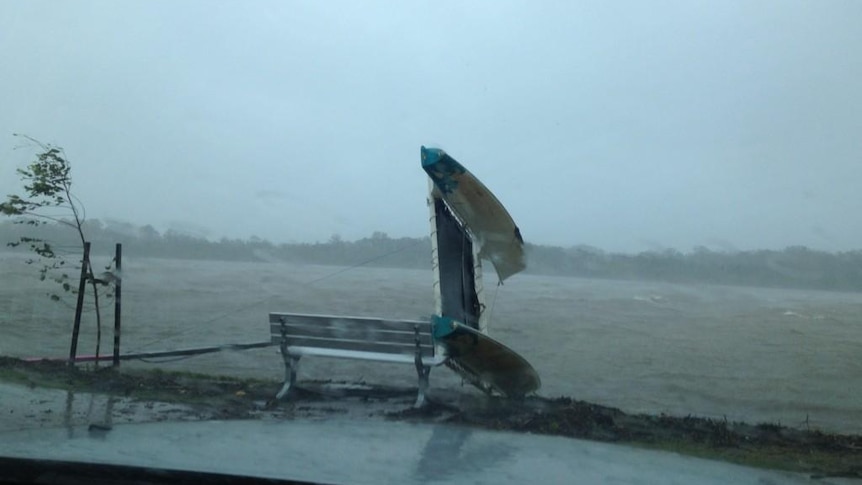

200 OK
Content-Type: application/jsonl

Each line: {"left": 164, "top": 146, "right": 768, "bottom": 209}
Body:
{"left": 2, "top": 253, "right": 860, "bottom": 433}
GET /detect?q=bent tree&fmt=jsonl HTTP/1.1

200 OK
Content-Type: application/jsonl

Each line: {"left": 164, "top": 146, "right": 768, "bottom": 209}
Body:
{"left": 0, "top": 134, "right": 113, "bottom": 363}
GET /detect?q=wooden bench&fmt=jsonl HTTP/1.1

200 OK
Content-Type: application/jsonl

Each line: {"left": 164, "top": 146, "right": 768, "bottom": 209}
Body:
{"left": 269, "top": 312, "right": 447, "bottom": 407}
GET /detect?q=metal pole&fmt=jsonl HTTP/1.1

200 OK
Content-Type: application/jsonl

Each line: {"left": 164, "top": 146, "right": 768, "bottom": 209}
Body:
{"left": 112, "top": 243, "right": 122, "bottom": 367}
{"left": 69, "top": 241, "right": 90, "bottom": 365}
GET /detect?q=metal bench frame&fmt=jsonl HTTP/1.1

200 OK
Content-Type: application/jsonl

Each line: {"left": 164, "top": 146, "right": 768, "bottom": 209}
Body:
{"left": 269, "top": 312, "right": 448, "bottom": 407}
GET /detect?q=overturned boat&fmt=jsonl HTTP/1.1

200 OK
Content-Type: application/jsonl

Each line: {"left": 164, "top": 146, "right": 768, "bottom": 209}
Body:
{"left": 422, "top": 146, "right": 540, "bottom": 397}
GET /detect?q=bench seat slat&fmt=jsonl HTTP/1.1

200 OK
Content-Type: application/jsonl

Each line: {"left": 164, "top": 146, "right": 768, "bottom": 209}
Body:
{"left": 272, "top": 335, "right": 435, "bottom": 357}
{"left": 283, "top": 346, "right": 444, "bottom": 366}
{"left": 269, "top": 323, "right": 433, "bottom": 346}
{"left": 269, "top": 313, "right": 429, "bottom": 333}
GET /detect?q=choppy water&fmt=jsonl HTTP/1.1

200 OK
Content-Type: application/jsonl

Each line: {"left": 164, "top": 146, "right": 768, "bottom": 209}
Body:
{"left": 2, "top": 253, "right": 860, "bottom": 433}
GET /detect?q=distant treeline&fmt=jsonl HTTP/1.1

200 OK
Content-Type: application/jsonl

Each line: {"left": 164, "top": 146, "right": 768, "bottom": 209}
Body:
{"left": 2, "top": 219, "right": 861, "bottom": 292}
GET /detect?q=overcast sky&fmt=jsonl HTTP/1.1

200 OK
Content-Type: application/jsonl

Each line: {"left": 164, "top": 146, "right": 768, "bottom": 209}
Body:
{"left": 1, "top": 1, "right": 860, "bottom": 252}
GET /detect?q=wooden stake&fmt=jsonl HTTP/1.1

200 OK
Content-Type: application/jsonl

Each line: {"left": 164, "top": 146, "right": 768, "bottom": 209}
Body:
{"left": 113, "top": 243, "right": 122, "bottom": 367}
{"left": 68, "top": 241, "right": 90, "bottom": 365}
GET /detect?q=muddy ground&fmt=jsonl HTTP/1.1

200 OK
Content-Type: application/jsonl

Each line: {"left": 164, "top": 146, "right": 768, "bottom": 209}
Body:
{"left": 0, "top": 356, "right": 859, "bottom": 479}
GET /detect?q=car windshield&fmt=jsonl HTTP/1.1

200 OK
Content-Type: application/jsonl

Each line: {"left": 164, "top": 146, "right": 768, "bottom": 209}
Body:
{"left": 1, "top": 1, "right": 860, "bottom": 483}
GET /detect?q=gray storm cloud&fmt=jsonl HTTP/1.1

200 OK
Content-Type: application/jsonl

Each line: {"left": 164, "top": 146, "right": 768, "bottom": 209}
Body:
{"left": 1, "top": 0, "right": 860, "bottom": 252}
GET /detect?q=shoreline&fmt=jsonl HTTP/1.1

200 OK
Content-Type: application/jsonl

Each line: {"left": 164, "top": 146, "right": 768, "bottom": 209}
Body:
{"left": 0, "top": 357, "right": 858, "bottom": 479}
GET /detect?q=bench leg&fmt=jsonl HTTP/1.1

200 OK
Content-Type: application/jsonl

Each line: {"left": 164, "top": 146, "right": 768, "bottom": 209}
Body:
{"left": 276, "top": 351, "right": 300, "bottom": 401}
{"left": 414, "top": 362, "right": 431, "bottom": 408}
{"left": 413, "top": 323, "right": 432, "bottom": 408}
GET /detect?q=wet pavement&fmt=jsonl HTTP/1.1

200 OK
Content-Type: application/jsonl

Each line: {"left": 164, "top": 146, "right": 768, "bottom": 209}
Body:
{"left": 1, "top": 383, "right": 857, "bottom": 484}
{"left": 0, "top": 383, "right": 213, "bottom": 433}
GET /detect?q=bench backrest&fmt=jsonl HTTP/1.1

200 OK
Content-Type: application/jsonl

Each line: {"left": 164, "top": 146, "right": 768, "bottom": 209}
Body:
{"left": 269, "top": 312, "right": 436, "bottom": 362}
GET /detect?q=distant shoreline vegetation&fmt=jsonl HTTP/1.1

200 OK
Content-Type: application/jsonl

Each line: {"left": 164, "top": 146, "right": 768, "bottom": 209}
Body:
{"left": 2, "top": 219, "right": 861, "bottom": 292}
